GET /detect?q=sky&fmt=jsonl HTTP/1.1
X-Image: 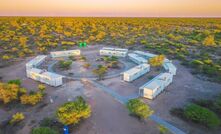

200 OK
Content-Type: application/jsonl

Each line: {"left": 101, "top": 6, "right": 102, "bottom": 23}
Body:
{"left": 0, "top": 0, "right": 221, "bottom": 17}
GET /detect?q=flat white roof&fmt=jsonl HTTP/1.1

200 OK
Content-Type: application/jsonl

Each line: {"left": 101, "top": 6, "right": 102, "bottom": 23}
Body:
{"left": 134, "top": 51, "right": 157, "bottom": 58}
{"left": 163, "top": 61, "right": 177, "bottom": 71}
{"left": 26, "top": 55, "right": 47, "bottom": 66}
{"left": 101, "top": 47, "right": 128, "bottom": 52}
{"left": 43, "top": 71, "right": 63, "bottom": 79}
{"left": 139, "top": 73, "right": 172, "bottom": 90}
{"left": 29, "top": 68, "right": 63, "bottom": 79}
{"left": 124, "top": 64, "right": 150, "bottom": 76}
{"left": 50, "top": 49, "right": 80, "bottom": 54}
{"left": 128, "top": 53, "right": 147, "bottom": 63}
{"left": 29, "top": 68, "right": 42, "bottom": 73}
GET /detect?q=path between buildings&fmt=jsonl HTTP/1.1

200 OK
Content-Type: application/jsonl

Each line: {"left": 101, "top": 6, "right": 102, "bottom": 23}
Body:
{"left": 85, "top": 79, "right": 186, "bottom": 134}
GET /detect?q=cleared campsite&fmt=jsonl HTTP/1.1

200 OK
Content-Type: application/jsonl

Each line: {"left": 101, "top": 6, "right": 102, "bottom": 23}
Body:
{"left": 0, "top": 17, "right": 221, "bottom": 134}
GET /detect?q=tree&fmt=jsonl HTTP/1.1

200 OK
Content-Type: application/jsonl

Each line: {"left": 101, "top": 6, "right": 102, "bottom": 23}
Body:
{"left": 92, "top": 65, "right": 108, "bottom": 80}
{"left": 127, "top": 99, "right": 153, "bottom": 119}
{"left": 83, "top": 63, "right": 91, "bottom": 69}
{"left": 149, "top": 55, "right": 165, "bottom": 67}
{"left": 59, "top": 60, "right": 72, "bottom": 69}
{"left": 10, "top": 112, "right": 25, "bottom": 124}
{"left": 0, "top": 83, "right": 20, "bottom": 104}
{"left": 8, "top": 79, "right": 22, "bottom": 86}
{"left": 38, "top": 84, "right": 46, "bottom": 93}
{"left": 56, "top": 96, "right": 91, "bottom": 125}
{"left": 184, "top": 104, "right": 220, "bottom": 128}
{"left": 20, "top": 92, "right": 43, "bottom": 105}
{"left": 32, "top": 127, "right": 59, "bottom": 134}
{"left": 203, "top": 35, "right": 216, "bottom": 46}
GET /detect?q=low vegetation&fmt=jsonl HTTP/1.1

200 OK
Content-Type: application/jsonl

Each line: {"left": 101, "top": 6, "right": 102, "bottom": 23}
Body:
{"left": 20, "top": 92, "right": 43, "bottom": 105}
{"left": 127, "top": 99, "right": 153, "bottom": 119}
{"left": 183, "top": 104, "right": 220, "bottom": 128}
{"left": 31, "top": 127, "right": 59, "bottom": 134}
{"left": 10, "top": 112, "right": 25, "bottom": 125}
{"left": 149, "top": 55, "right": 165, "bottom": 67}
{"left": 59, "top": 60, "right": 72, "bottom": 69}
{"left": 0, "top": 17, "right": 220, "bottom": 83}
{"left": 7, "top": 79, "right": 22, "bottom": 86}
{"left": 56, "top": 96, "right": 91, "bottom": 125}
{"left": 0, "top": 82, "right": 21, "bottom": 104}
{"left": 158, "top": 125, "right": 169, "bottom": 134}
{"left": 171, "top": 94, "right": 221, "bottom": 129}
{"left": 92, "top": 65, "right": 108, "bottom": 80}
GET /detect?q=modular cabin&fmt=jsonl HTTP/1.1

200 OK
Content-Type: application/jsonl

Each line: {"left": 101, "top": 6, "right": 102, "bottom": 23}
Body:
{"left": 26, "top": 68, "right": 63, "bottom": 87}
{"left": 50, "top": 49, "right": 81, "bottom": 58}
{"left": 99, "top": 47, "right": 128, "bottom": 57}
{"left": 128, "top": 53, "right": 147, "bottom": 64}
{"left": 134, "top": 51, "right": 157, "bottom": 59}
{"left": 139, "top": 73, "right": 173, "bottom": 99}
{"left": 26, "top": 55, "right": 47, "bottom": 70}
{"left": 123, "top": 64, "right": 150, "bottom": 82}
{"left": 163, "top": 59, "right": 177, "bottom": 75}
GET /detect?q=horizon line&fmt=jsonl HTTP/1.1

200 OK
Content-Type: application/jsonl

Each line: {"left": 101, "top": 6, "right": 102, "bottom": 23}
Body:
{"left": 0, "top": 15, "right": 221, "bottom": 18}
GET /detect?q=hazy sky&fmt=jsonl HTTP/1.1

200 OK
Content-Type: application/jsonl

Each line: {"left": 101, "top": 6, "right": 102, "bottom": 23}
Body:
{"left": 0, "top": 0, "right": 221, "bottom": 17}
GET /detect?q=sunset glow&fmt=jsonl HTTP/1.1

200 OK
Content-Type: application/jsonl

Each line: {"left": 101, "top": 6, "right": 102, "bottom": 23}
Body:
{"left": 0, "top": 0, "right": 221, "bottom": 17}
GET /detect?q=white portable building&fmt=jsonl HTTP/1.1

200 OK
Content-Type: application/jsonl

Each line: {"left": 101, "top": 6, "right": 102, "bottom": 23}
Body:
{"left": 26, "top": 55, "right": 47, "bottom": 70}
{"left": 163, "top": 60, "right": 177, "bottom": 75}
{"left": 128, "top": 53, "right": 147, "bottom": 64}
{"left": 26, "top": 68, "right": 63, "bottom": 87}
{"left": 139, "top": 73, "right": 173, "bottom": 99}
{"left": 134, "top": 51, "right": 157, "bottom": 59}
{"left": 50, "top": 49, "right": 81, "bottom": 58}
{"left": 123, "top": 64, "right": 150, "bottom": 82}
{"left": 100, "top": 47, "right": 128, "bottom": 57}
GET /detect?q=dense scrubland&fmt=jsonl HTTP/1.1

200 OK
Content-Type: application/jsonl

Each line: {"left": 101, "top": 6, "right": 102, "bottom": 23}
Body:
{"left": 0, "top": 17, "right": 220, "bottom": 83}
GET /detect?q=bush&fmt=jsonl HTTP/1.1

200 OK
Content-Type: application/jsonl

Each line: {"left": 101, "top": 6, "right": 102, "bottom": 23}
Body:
{"left": 158, "top": 125, "right": 169, "bottom": 134}
{"left": 56, "top": 96, "right": 91, "bottom": 125}
{"left": 38, "top": 84, "right": 46, "bottom": 93}
{"left": 10, "top": 112, "right": 25, "bottom": 124}
{"left": 83, "top": 63, "right": 91, "bottom": 69}
{"left": 184, "top": 104, "right": 221, "bottom": 128}
{"left": 39, "top": 118, "right": 63, "bottom": 133}
{"left": 7, "top": 79, "right": 22, "bottom": 86}
{"left": 20, "top": 92, "right": 43, "bottom": 105}
{"left": 149, "top": 55, "right": 165, "bottom": 67}
{"left": 0, "top": 82, "right": 20, "bottom": 104}
{"left": 32, "top": 127, "right": 59, "bottom": 134}
{"left": 92, "top": 65, "right": 108, "bottom": 80}
{"left": 127, "top": 99, "right": 153, "bottom": 119}
{"left": 59, "top": 60, "right": 72, "bottom": 69}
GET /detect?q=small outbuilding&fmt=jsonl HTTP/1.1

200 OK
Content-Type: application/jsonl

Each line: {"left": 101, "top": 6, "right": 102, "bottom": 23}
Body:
{"left": 139, "top": 73, "right": 173, "bottom": 99}
{"left": 123, "top": 64, "right": 150, "bottom": 82}
{"left": 100, "top": 47, "right": 128, "bottom": 57}
{"left": 26, "top": 68, "right": 63, "bottom": 87}
{"left": 50, "top": 49, "right": 81, "bottom": 58}
{"left": 163, "top": 59, "right": 177, "bottom": 75}
{"left": 128, "top": 53, "right": 147, "bottom": 64}
{"left": 26, "top": 55, "right": 47, "bottom": 70}
{"left": 134, "top": 51, "right": 157, "bottom": 59}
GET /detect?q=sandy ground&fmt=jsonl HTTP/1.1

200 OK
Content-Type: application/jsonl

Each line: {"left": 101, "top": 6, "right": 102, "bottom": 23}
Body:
{"left": 0, "top": 56, "right": 160, "bottom": 134}
{"left": 99, "top": 60, "right": 221, "bottom": 134}
{"left": 75, "top": 80, "right": 160, "bottom": 134}
{"left": 1, "top": 45, "right": 221, "bottom": 134}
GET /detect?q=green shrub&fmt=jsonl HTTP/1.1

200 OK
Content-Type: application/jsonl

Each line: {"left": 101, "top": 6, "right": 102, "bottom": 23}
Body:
{"left": 59, "top": 60, "right": 72, "bottom": 69}
{"left": 184, "top": 104, "right": 220, "bottom": 128}
{"left": 127, "top": 99, "right": 153, "bottom": 119}
{"left": 56, "top": 96, "right": 91, "bottom": 125}
{"left": 158, "top": 125, "right": 169, "bottom": 134}
{"left": 7, "top": 79, "right": 22, "bottom": 86}
{"left": 32, "top": 127, "right": 59, "bottom": 134}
